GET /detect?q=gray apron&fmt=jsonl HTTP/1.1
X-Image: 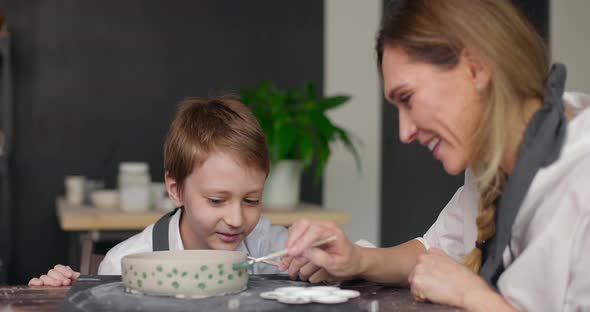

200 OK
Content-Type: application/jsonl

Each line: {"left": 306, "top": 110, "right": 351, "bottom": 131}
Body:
{"left": 150, "top": 207, "right": 255, "bottom": 273}
{"left": 480, "top": 64, "right": 568, "bottom": 288}
{"left": 152, "top": 207, "right": 181, "bottom": 251}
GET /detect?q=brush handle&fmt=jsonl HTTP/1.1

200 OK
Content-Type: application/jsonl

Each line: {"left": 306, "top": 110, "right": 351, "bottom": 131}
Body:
{"left": 257, "top": 235, "right": 337, "bottom": 262}
{"left": 248, "top": 257, "right": 280, "bottom": 267}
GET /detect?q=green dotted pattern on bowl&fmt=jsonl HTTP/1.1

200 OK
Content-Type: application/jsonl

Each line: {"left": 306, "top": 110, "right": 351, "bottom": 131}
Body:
{"left": 123, "top": 263, "right": 247, "bottom": 292}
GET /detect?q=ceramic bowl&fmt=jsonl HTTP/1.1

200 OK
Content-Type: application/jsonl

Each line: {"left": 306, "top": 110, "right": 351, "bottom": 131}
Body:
{"left": 121, "top": 250, "right": 249, "bottom": 298}
{"left": 90, "top": 190, "right": 119, "bottom": 211}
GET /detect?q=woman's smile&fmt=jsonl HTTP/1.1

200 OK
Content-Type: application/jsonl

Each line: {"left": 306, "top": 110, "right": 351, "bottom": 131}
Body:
{"left": 426, "top": 137, "right": 442, "bottom": 158}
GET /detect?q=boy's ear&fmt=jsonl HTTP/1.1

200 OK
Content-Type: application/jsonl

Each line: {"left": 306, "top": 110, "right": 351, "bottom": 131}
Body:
{"left": 165, "top": 171, "right": 183, "bottom": 207}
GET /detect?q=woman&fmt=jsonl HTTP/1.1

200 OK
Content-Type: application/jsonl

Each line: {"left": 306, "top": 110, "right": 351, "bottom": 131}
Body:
{"left": 280, "top": 0, "right": 590, "bottom": 310}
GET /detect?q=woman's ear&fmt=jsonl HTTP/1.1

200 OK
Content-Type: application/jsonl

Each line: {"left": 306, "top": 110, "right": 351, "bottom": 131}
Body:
{"left": 165, "top": 171, "right": 183, "bottom": 208}
{"left": 462, "top": 48, "right": 492, "bottom": 93}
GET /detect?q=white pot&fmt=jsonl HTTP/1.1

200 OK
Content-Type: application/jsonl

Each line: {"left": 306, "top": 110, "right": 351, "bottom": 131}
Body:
{"left": 263, "top": 160, "right": 303, "bottom": 210}
{"left": 122, "top": 250, "right": 248, "bottom": 297}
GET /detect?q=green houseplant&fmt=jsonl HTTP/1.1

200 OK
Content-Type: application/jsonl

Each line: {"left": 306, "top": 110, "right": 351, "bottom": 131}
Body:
{"left": 240, "top": 81, "right": 360, "bottom": 208}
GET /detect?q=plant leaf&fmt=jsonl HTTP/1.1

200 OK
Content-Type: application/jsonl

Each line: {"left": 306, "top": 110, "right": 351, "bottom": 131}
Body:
{"left": 317, "top": 95, "right": 350, "bottom": 111}
{"left": 314, "top": 144, "right": 330, "bottom": 183}
{"left": 334, "top": 126, "right": 362, "bottom": 174}
{"left": 272, "top": 123, "right": 298, "bottom": 161}
{"left": 298, "top": 134, "right": 314, "bottom": 169}
{"left": 309, "top": 111, "right": 336, "bottom": 143}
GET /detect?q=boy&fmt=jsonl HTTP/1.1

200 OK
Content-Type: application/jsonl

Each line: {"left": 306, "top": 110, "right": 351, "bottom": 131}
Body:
{"left": 30, "top": 96, "right": 328, "bottom": 286}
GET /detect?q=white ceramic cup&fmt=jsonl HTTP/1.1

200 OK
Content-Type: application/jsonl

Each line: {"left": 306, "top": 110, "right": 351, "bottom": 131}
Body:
{"left": 91, "top": 190, "right": 119, "bottom": 211}
{"left": 65, "top": 175, "right": 85, "bottom": 206}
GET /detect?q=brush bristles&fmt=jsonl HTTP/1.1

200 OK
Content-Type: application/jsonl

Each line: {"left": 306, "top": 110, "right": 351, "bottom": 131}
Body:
{"left": 232, "top": 260, "right": 253, "bottom": 270}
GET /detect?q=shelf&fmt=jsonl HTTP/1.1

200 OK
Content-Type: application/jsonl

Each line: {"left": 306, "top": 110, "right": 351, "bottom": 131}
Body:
{"left": 56, "top": 197, "right": 349, "bottom": 231}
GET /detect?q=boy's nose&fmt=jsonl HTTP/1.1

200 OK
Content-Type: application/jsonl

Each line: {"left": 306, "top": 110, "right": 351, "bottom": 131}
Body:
{"left": 223, "top": 203, "right": 244, "bottom": 228}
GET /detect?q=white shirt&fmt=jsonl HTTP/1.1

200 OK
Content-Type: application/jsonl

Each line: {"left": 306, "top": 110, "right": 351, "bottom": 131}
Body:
{"left": 418, "top": 92, "right": 590, "bottom": 311}
{"left": 98, "top": 210, "right": 288, "bottom": 275}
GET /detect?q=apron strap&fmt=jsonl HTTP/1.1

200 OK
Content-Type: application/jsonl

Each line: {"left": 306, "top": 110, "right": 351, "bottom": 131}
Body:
{"left": 480, "top": 63, "right": 568, "bottom": 287}
{"left": 152, "top": 207, "right": 180, "bottom": 251}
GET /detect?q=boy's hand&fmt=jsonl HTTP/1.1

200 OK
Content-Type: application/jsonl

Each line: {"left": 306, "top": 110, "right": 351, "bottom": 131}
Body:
{"left": 280, "top": 255, "right": 338, "bottom": 284}
{"left": 28, "top": 265, "right": 81, "bottom": 287}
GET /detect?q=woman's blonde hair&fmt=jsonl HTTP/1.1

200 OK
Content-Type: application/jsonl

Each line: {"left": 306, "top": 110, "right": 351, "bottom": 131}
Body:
{"left": 376, "top": 0, "right": 547, "bottom": 272}
{"left": 163, "top": 95, "right": 270, "bottom": 195}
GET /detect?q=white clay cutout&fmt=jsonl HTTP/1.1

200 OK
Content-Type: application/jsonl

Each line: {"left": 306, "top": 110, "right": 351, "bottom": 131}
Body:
{"left": 264, "top": 285, "right": 357, "bottom": 305}
{"left": 278, "top": 295, "right": 312, "bottom": 304}
{"left": 259, "top": 291, "right": 283, "bottom": 300}
{"left": 307, "top": 286, "right": 341, "bottom": 293}
{"left": 312, "top": 294, "right": 348, "bottom": 304}
{"left": 333, "top": 289, "right": 361, "bottom": 299}
{"left": 274, "top": 286, "right": 306, "bottom": 294}
{"left": 293, "top": 289, "right": 332, "bottom": 300}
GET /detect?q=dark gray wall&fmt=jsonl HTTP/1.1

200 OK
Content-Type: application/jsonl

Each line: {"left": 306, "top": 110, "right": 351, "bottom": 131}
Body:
{"left": 0, "top": 19, "right": 12, "bottom": 285}
{"left": 4, "top": 0, "right": 323, "bottom": 284}
{"left": 380, "top": 0, "right": 549, "bottom": 246}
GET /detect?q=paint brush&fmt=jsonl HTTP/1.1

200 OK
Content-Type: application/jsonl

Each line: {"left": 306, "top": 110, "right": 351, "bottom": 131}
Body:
{"left": 232, "top": 235, "right": 337, "bottom": 270}
{"left": 247, "top": 256, "right": 280, "bottom": 267}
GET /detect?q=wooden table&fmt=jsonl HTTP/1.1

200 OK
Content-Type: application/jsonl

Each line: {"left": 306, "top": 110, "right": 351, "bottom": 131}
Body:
{"left": 56, "top": 198, "right": 349, "bottom": 275}
{"left": 0, "top": 276, "right": 462, "bottom": 311}
{"left": 0, "top": 286, "right": 69, "bottom": 311}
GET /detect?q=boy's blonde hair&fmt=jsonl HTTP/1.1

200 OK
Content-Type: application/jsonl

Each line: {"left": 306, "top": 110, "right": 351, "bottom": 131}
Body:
{"left": 164, "top": 96, "right": 270, "bottom": 194}
{"left": 376, "top": 0, "right": 547, "bottom": 272}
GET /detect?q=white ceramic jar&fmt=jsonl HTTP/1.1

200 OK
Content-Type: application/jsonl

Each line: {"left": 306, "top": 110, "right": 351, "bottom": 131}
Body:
{"left": 64, "top": 175, "right": 85, "bottom": 206}
{"left": 118, "top": 162, "right": 151, "bottom": 212}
